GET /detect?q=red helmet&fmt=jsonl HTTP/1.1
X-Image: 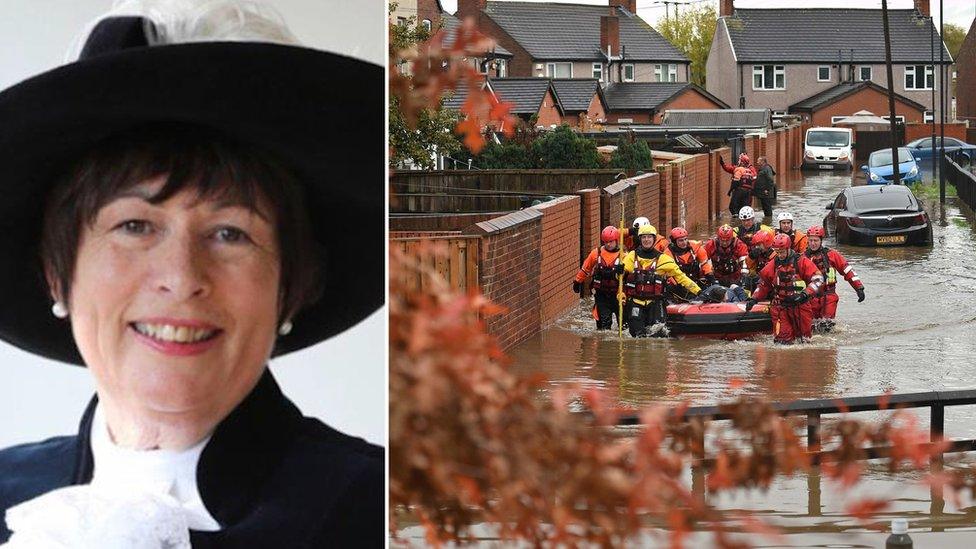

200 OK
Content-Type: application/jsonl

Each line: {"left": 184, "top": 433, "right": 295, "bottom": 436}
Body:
{"left": 670, "top": 227, "right": 689, "bottom": 241}
{"left": 717, "top": 224, "right": 735, "bottom": 240}
{"left": 751, "top": 230, "right": 772, "bottom": 247}
{"left": 807, "top": 225, "right": 826, "bottom": 238}
{"left": 772, "top": 233, "right": 792, "bottom": 250}
{"left": 601, "top": 226, "right": 620, "bottom": 243}
{"left": 739, "top": 153, "right": 750, "bottom": 165}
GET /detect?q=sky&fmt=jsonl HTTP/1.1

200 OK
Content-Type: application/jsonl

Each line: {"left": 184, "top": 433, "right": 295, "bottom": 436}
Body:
{"left": 0, "top": 1, "right": 386, "bottom": 448}
{"left": 440, "top": 0, "right": 976, "bottom": 30}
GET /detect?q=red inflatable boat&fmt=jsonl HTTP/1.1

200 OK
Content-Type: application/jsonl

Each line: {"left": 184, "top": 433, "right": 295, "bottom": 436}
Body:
{"left": 666, "top": 301, "right": 772, "bottom": 339}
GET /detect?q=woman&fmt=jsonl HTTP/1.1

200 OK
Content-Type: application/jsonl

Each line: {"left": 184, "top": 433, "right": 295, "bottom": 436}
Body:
{"left": 0, "top": 2, "right": 383, "bottom": 546}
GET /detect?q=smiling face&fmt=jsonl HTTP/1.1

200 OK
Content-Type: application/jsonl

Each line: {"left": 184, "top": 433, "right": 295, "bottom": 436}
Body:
{"left": 69, "top": 175, "right": 281, "bottom": 425}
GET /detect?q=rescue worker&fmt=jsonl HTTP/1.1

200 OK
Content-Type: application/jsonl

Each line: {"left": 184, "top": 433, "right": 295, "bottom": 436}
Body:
{"left": 743, "top": 229, "right": 775, "bottom": 293}
{"left": 623, "top": 224, "right": 702, "bottom": 337}
{"left": 703, "top": 224, "right": 750, "bottom": 287}
{"left": 804, "top": 225, "right": 866, "bottom": 333}
{"left": 734, "top": 206, "right": 774, "bottom": 252}
{"left": 574, "top": 226, "right": 624, "bottom": 330}
{"left": 754, "top": 156, "right": 776, "bottom": 218}
{"left": 663, "top": 226, "right": 715, "bottom": 300}
{"left": 720, "top": 153, "right": 758, "bottom": 216}
{"left": 775, "top": 211, "right": 808, "bottom": 253}
{"left": 746, "top": 233, "right": 824, "bottom": 344}
{"left": 627, "top": 216, "right": 666, "bottom": 251}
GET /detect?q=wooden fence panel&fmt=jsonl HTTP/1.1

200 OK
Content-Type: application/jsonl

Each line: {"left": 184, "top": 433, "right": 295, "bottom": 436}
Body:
{"left": 391, "top": 236, "right": 482, "bottom": 293}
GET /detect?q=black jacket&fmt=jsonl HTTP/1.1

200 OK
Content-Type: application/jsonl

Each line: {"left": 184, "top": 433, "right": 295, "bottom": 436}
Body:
{"left": 755, "top": 164, "right": 776, "bottom": 197}
{"left": 0, "top": 371, "right": 384, "bottom": 548}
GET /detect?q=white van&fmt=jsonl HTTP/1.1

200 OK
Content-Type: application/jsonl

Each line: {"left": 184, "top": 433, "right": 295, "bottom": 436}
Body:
{"left": 802, "top": 127, "right": 853, "bottom": 170}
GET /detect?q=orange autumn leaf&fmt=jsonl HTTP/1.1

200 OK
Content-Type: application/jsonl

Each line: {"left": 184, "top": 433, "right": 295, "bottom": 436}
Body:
{"left": 845, "top": 497, "right": 890, "bottom": 521}
{"left": 728, "top": 377, "right": 745, "bottom": 390}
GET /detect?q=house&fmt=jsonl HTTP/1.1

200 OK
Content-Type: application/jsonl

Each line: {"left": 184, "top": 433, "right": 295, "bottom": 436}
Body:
{"left": 488, "top": 78, "right": 564, "bottom": 127}
{"left": 788, "top": 81, "right": 928, "bottom": 126}
{"left": 455, "top": 0, "right": 689, "bottom": 83}
{"left": 955, "top": 19, "right": 976, "bottom": 125}
{"left": 439, "top": 13, "right": 513, "bottom": 78}
{"left": 391, "top": 0, "right": 418, "bottom": 27}
{"left": 705, "top": 0, "right": 952, "bottom": 121}
{"left": 442, "top": 78, "right": 564, "bottom": 127}
{"left": 550, "top": 79, "right": 607, "bottom": 129}
{"left": 602, "top": 82, "right": 729, "bottom": 125}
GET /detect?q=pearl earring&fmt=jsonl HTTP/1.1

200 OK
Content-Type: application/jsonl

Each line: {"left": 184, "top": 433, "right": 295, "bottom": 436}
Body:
{"left": 52, "top": 301, "right": 68, "bottom": 319}
{"left": 278, "top": 320, "right": 293, "bottom": 336}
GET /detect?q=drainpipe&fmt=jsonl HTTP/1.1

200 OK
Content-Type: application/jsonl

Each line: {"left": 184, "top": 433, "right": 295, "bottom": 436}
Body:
{"left": 739, "top": 64, "right": 744, "bottom": 108}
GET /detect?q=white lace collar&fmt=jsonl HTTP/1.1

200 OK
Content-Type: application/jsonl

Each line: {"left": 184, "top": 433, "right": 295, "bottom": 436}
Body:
{"left": 90, "top": 404, "right": 221, "bottom": 532}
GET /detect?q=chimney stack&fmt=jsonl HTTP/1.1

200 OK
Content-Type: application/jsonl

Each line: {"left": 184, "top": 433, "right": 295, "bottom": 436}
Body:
{"left": 914, "top": 0, "right": 930, "bottom": 17}
{"left": 601, "top": 15, "right": 620, "bottom": 57}
{"left": 609, "top": 0, "right": 637, "bottom": 14}
{"left": 457, "top": 0, "right": 487, "bottom": 19}
{"left": 719, "top": 0, "right": 734, "bottom": 17}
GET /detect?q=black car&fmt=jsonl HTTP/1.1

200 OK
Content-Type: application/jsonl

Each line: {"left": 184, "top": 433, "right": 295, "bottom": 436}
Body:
{"left": 823, "top": 185, "right": 932, "bottom": 246}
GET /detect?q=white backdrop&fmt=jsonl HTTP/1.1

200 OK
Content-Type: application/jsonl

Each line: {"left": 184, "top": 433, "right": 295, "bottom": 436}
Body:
{"left": 0, "top": 1, "right": 387, "bottom": 447}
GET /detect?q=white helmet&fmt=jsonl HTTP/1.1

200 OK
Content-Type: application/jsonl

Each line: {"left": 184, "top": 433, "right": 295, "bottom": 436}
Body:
{"left": 776, "top": 211, "right": 794, "bottom": 223}
{"left": 737, "top": 206, "right": 755, "bottom": 220}
{"left": 633, "top": 216, "right": 650, "bottom": 228}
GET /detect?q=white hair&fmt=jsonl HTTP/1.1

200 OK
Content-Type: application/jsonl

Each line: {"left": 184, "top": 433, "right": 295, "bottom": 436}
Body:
{"left": 66, "top": 0, "right": 300, "bottom": 62}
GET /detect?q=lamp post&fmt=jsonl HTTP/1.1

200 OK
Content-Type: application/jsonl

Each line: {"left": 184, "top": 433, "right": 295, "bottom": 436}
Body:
{"left": 881, "top": 0, "right": 900, "bottom": 185}
{"left": 930, "top": 15, "right": 936, "bottom": 182}
{"left": 939, "top": 0, "right": 945, "bottom": 204}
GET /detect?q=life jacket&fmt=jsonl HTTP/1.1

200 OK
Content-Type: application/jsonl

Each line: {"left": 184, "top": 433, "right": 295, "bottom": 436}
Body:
{"left": 773, "top": 252, "right": 807, "bottom": 303}
{"left": 736, "top": 224, "right": 765, "bottom": 248}
{"left": 668, "top": 242, "right": 702, "bottom": 281}
{"left": 738, "top": 170, "right": 755, "bottom": 191}
{"left": 749, "top": 246, "right": 772, "bottom": 273}
{"left": 624, "top": 253, "right": 666, "bottom": 300}
{"left": 804, "top": 247, "right": 838, "bottom": 292}
{"left": 590, "top": 250, "right": 620, "bottom": 294}
{"left": 709, "top": 237, "right": 739, "bottom": 277}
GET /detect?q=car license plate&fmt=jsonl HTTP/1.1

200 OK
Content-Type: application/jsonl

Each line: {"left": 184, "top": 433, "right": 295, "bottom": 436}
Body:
{"left": 818, "top": 164, "right": 833, "bottom": 169}
{"left": 876, "top": 235, "right": 906, "bottom": 244}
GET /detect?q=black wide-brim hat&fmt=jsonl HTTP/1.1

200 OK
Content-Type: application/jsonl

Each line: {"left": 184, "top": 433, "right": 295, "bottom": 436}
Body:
{"left": 0, "top": 17, "right": 383, "bottom": 365}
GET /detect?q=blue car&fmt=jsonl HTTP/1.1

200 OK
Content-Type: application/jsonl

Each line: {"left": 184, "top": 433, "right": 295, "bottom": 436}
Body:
{"left": 862, "top": 147, "right": 921, "bottom": 185}
{"left": 905, "top": 136, "right": 976, "bottom": 167}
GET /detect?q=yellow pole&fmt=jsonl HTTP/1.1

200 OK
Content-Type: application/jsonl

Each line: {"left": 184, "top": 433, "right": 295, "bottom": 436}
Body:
{"left": 617, "top": 201, "right": 625, "bottom": 339}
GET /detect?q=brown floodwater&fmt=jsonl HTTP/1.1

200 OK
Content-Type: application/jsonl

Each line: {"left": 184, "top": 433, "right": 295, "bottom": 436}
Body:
{"left": 500, "top": 168, "right": 976, "bottom": 541}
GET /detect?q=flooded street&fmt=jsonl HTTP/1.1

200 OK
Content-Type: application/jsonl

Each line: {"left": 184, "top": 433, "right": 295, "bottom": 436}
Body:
{"left": 504, "top": 168, "right": 976, "bottom": 540}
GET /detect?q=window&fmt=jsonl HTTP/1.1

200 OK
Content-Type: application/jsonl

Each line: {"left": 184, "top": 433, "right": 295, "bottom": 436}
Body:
{"left": 546, "top": 62, "right": 572, "bottom": 78}
{"left": 476, "top": 58, "right": 487, "bottom": 74}
{"left": 654, "top": 64, "right": 678, "bottom": 82}
{"left": 817, "top": 66, "right": 830, "bottom": 82}
{"left": 859, "top": 66, "right": 872, "bottom": 81}
{"left": 924, "top": 110, "right": 933, "bottom": 123}
{"left": 422, "top": 19, "right": 432, "bottom": 31}
{"left": 617, "top": 118, "right": 634, "bottom": 124}
{"left": 904, "top": 65, "right": 934, "bottom": 90}
{"left": 396, "top": 16, "right": 407, "bottom": 26}
{"left": 496, "top": 59, "right": 507, "bottom": 78}
{"left": 752, "top": 65, "right": 785, "bottom": 90}
{"left": 830, "top": 115, "right": 847, "bottom": 124}
{"left": 592, "top": 62, "right": 603, "bottom": 82}
{"left": 623, "top": 64, "right": 635, "bottom": 82}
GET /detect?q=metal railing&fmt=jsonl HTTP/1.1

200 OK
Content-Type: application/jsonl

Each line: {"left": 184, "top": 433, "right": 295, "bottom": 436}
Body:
{"left": 616, "top": 389, "right": 976, "bottom": 464}
{"left": 944, "top": 154, "right": 976, "bottom": 211}
{"left": 613, "top": 390, "right": 976, "bottom": 520}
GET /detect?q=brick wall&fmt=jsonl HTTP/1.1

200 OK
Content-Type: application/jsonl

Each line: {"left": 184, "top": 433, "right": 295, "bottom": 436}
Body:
{"left": 656, "top": 163, "right": 673, "bottom": 230}
{"left": 537, "top": 89, "right": 564, "bottom": 127}
{"left": 532, "top": 196, "right": 581, "bottom": 328}
{"left": 904, "top": 122, "right": 968, "bottom": 143}
{"left": 710, "top": 147, "right": 732, "bottom": 221}
{"left": 671, "top": 154, "right": 710, "bottom": 232}
{"left": 632, "top": 173, "right": 660, "bottom": 227}
{"left": 578, "top": 188, "right": 602, "bottom": 261}
{"left": 464, "top": 210, "right": 543, "bottom": 350}
{"left": 601, "top": 179, "right": 638, "bottom": 231}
